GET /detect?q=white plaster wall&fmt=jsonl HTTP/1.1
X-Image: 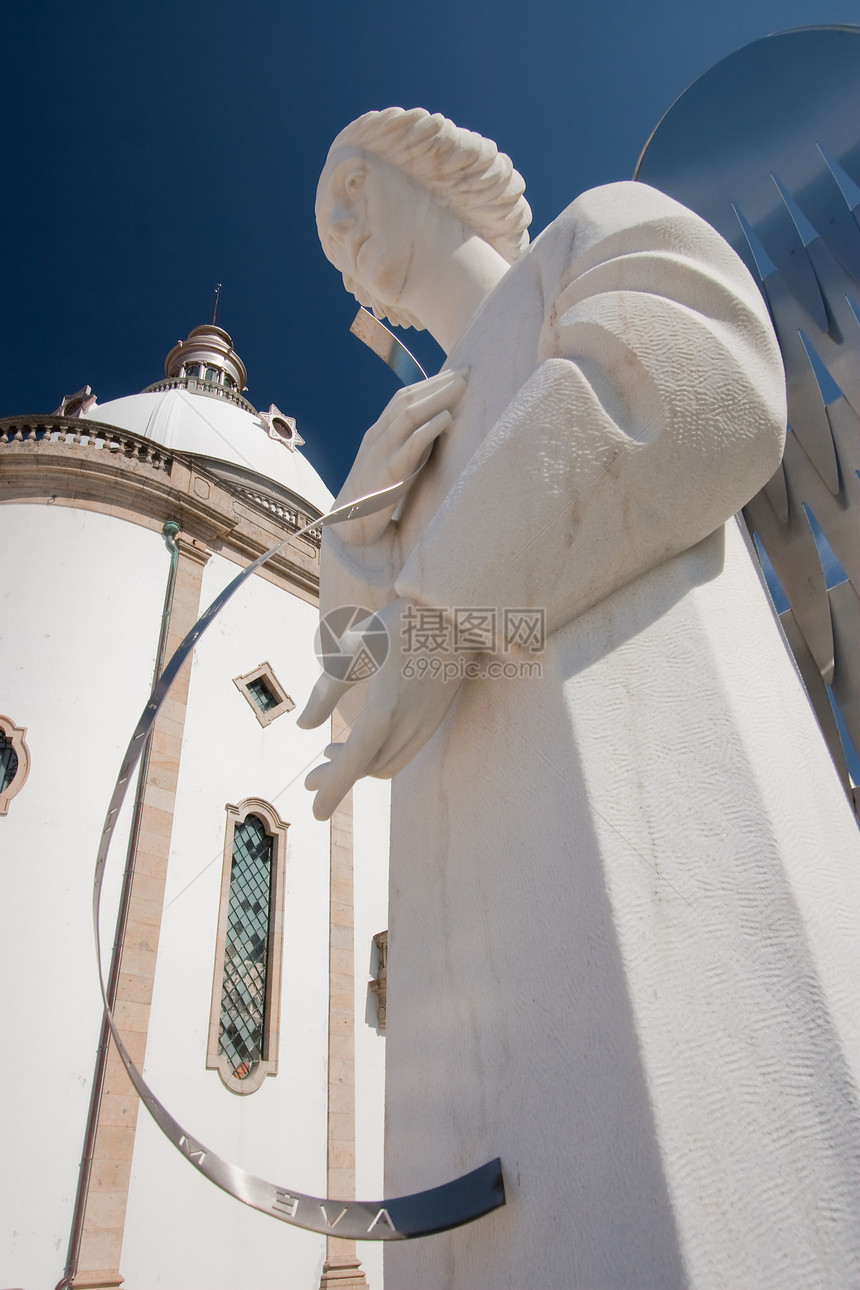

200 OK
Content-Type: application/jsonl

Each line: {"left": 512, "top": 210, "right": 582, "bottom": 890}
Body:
{"left": 0, "top": 503, "right": 167, "bottom": 1289}
{"left": 121, "top": 554, "right": 337, "bottom": 1289}
{"left": 352, "top": 774, "right": 391, "bottom": 1290}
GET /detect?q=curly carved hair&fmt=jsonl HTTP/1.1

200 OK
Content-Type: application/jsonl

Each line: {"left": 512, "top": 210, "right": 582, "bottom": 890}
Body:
{"left": 319, "top": 107, "right": 532, "bottom": 328}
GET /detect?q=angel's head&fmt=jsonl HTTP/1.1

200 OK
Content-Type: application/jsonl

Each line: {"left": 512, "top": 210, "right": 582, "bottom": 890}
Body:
{"left": 315, "top": 107, "right": 532, "bottom": 330}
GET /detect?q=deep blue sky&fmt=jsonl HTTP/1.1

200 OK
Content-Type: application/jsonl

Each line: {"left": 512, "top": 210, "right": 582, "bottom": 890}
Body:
{"left": 4, "top": 1, "right": 858, "bottom": 490}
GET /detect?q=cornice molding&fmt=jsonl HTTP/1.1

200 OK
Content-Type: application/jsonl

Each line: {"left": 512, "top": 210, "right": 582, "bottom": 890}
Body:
{"left": 0, "top": 416, "right": 322, "bottom": 602}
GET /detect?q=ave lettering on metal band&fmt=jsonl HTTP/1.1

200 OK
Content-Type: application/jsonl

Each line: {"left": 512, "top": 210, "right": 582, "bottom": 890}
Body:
{"left": 92, "top": 355, "right": 506, "bottom": 1240}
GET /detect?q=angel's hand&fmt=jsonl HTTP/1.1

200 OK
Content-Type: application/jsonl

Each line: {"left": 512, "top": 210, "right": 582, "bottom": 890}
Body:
{"left": 296, "top": 598, "right": 464, "bottom": 819}
{"left": 334, "top": 369, "right": 467, "bottom": 548}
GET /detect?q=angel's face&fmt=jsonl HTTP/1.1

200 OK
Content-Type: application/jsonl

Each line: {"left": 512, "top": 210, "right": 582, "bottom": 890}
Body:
{"left": 316, "top": 150, "right": 430, "bottom": 320}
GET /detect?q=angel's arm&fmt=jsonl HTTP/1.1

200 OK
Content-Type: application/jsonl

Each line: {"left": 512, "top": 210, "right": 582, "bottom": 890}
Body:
{"left": 395, "top": 185, "right": 785, "bottom": 636}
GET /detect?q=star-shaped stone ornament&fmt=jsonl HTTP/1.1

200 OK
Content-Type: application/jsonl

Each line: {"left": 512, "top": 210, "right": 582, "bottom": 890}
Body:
{"left": 259, "top": 404, "right": 305, "bottom": 451}
{"left": 53, "top": 385, "right": 97, "bottom": 418}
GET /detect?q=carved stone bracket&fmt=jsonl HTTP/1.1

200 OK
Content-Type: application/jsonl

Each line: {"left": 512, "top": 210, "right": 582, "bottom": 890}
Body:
{"left": 370, "top": 931, "right": 388, "bottom": 1031}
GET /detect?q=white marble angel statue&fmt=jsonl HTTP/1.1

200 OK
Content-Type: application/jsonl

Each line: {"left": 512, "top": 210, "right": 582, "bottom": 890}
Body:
{"left": 299, "top": 109, "right": 860, "bottom": 1290}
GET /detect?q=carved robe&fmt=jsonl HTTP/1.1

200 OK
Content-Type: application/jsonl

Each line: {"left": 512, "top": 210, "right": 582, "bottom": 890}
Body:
{"left": 322, "top": 183, "right": 860, "bottom": 1289}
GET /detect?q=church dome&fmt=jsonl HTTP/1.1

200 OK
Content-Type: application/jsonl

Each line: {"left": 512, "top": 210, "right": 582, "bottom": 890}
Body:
{"left": 79, "top": 324, "right": 332, "bottom": 514}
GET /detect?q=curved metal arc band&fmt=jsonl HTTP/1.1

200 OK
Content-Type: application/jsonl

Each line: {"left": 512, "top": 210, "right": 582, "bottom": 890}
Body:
{"left": 92, "top": 465, "right": 505, "bottom": 1241}
{"left": 96, "top": 1001, "right": 503, "bottom": 1239}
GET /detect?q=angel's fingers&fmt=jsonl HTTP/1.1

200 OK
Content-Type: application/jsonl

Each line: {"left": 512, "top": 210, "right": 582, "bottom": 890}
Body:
{"left": 309, "top": 708, "right": 394, "bottom": 820}
{"left": 304, "top": 746, "right": 344, "bottom": 792}
{"left": 361, "top": 372, "right": 454, "bottom": 445}
{"left": 391, "top": 410, "right": 452, "bottom": 478}
{"left": 391, "top": 367, "right": 466, "bottom": 409}
{"left": 307, "top": 753, "right": 358, "bottom": 821}
{"left": 383, "top": 372, "right": 467, "bottom": 447}
{"left": 296, "top": 672, "right": 354, "bottom": 730}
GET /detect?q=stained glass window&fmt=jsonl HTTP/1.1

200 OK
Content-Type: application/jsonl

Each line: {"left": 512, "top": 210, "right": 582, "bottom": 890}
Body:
{"left": 218, "top": 814, "right": 273, "bottom": 1081}
{"left": 0, "top": 733, "right": 18, "bottom": 793}
{"left": 246, "top": 677, "right": 278, "bottom": 713}
{"left": 0, "top": 720, "right": 30, "bottom": 816}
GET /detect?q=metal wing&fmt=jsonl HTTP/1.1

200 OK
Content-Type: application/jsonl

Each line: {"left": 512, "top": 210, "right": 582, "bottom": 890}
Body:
{"left": 636, "top": 24, "right": 860, "bottom": 817}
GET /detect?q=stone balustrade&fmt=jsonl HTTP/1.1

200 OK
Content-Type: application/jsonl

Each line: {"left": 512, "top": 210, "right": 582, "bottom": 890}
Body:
{"left": 231, "top": 484, "right": 322, "bottom": 545}
{"left": 143, "top": 376, "right": 256, "bottom": 413}
{"left": 0, "top": 417, "right": 172, "bottom": 471}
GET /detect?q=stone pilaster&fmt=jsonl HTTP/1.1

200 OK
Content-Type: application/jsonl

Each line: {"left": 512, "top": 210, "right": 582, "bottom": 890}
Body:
{"left": 319, "top": 711, "right": 369, "bottom": 1289}
{"left": 318, "top": 1257, "right": 372, "bottom": 1288}
{"left": 72, "top": 534, "right": 210, "bottom": 1289}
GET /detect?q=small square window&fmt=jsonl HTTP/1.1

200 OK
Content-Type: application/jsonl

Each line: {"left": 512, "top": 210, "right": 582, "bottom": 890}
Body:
{"left": 233, "top": 663, "right": 295, "bottom": 728}
{"left": 246, "top": 677, "right": 279, "bottom": 713}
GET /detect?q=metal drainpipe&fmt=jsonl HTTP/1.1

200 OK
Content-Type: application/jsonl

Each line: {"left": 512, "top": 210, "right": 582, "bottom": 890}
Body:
{"left": 56, "top": 520, "right": 182, "bottom": 1290}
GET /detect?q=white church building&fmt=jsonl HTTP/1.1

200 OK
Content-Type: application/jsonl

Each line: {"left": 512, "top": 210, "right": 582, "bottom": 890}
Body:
{"left": 0, "top": 324, "right": 389, "bottom": 1290}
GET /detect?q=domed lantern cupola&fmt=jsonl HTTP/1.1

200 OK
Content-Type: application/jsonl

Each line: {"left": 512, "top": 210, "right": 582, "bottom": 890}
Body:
{"left": 160, "top": 324, "right": 249, "bottom": 401}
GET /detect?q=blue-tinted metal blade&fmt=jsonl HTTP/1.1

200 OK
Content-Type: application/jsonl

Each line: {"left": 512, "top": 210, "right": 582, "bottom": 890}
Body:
{"left": 350, "top": 307, "right": 427, "bottom": 386}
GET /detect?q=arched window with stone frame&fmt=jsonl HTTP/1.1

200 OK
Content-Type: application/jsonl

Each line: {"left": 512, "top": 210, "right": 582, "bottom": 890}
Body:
{"left": 0, "top": 717, "right": 31, "bottom": 816}
{"left": 207, "top": 798, "right": 288, "bottom": 1094}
